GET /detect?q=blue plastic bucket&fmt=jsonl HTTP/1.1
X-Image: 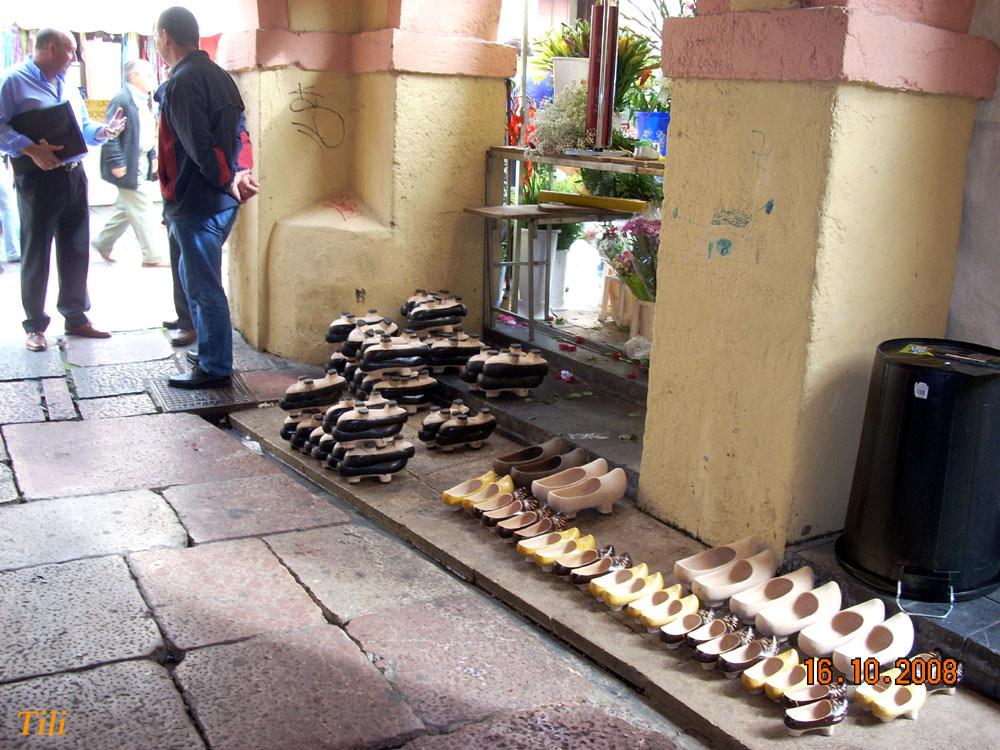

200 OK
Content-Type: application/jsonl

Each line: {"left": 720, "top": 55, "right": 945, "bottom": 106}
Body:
{"left": 634, "top": 111, "right": 671, "bottom": 157}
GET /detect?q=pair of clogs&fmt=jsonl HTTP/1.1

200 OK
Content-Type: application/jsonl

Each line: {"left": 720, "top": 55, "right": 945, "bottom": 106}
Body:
{"left": 441, "top": 471, "right": 512, "bottom": 511}
{"left": 532, "top": 458, "right": 627, "bottom": 518}
{"left": 279, "top": 372, "right": 348, "bottom": 411}
{"left": 332, "top": 435, "right": 415, "bottom": 484}
{"left": 473, "top": 344, "right": 548, "bottom": 397}
{"left": 427, "top": 333, "right": 485, "bottom": 372}
{"left": 419, "top": 402, "right": 496, "bottom": 451}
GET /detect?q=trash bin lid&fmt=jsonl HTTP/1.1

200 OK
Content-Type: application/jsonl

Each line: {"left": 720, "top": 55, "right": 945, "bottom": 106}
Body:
{"left": 879, "top": 338, "right": 1000, "bottom": 377}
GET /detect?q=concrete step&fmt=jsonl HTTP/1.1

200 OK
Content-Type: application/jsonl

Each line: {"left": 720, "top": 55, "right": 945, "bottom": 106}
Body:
{"left": 232, "top": 405, "right": 1000, "bottom": 750}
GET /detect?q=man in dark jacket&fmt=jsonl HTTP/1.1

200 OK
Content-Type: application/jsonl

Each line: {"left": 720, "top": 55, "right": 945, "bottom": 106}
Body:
{"left": 155, "top": 6, "right": 257, "bottom": 389}
{"left": 93, "top": 59, "right": 168, "bottom": 268}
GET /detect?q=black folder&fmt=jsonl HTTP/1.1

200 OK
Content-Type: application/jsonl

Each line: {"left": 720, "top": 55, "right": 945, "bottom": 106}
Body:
{"left": 9, "top": 101, "right": 87, "bottom": 161}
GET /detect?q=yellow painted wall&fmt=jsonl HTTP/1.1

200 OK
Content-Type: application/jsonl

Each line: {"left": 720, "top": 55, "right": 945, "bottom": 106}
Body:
{"left": 288, "top": 0, "right": 363, "bottom": 32}
{"left": 229, "top": 69, "right": 505, "bottom": 363}
{"left": 785, "top": 86, "right": 976, "bottom": 540}
{"left": 354, "top": 73, "right": 397, "bottom": 225}
{"left": 639, "top": 78, "right": 836, "bottom": 554}
{"left": 638, "top": 77, "right": 977, "bottom": 554}
{"left": 362, "top": 0, "right": 390, "bottom": 31}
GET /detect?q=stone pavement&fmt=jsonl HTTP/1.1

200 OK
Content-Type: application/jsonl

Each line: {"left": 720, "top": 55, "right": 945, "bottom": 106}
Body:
{"left": 0, "top": 253, "right": 697, "bottom": 748}
{"left": 232, "top": 406, "right": 1000, "bottom": 750}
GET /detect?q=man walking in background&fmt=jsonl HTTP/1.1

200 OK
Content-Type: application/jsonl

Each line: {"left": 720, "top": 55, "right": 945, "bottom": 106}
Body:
{"left": 93, "top": 58, "right": 169, "bottom": 269}
{"left": 155, "top": 7, "right": 257, "bottom": 388}
{"left": 0, "top": 28, "right": 125, "bottom": 352}
{"left": 0, "top": 154, "right": 20, "bottom": 267}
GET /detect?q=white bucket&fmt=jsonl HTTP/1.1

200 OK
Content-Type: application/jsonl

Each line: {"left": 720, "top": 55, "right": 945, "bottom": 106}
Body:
{"left": 551, "top": 57, "right": 590, "bottom": 98}
{"left": 515, "top": 228, "right": 558, "bottom": 320}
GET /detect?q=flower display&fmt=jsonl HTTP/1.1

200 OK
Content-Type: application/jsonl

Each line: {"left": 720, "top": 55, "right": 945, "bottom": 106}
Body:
{"left": 596, "top": 218, "right": 661, "bottom": 303}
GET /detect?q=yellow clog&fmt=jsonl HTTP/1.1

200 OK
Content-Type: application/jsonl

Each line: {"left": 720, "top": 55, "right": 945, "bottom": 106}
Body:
{"left": 764, "top": 657, "right": 816, "bottom": 702}
{"left": 516, "top": 528, "right": 580, "bottom": 558}
{"left": 441, "top": 470, "right": 496, "bottom": 509}
{"left": 627, "top": 583, "right": 683, "bottom": 622}
{"left": 534, "top": 535, "right": 596, "bottom": 568}
{"left": 458, "top": 474, "right": 514, "bottom": 511}
{"left": 854, "top": 667, "right": 901, "bottom": 710}
{"left": 640, "top": 592, "right": 699, "bottom": 630}
{"left": 603, "top": 572, "right": 664, "bottom": 610}
{"left": 871, "top": 683, "right": 927, "bottom": 722}
{"left": 589, "top": 563, "right": 649, "bottom": 600}
{"left": 742, "top": 648, "right": 798, "bottom": 693}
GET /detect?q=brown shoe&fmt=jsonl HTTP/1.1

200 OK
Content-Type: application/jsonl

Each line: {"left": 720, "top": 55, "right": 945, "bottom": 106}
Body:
{"left": 25, "top": 332, "right": 47, "bottom": 352}
{"left": 170, "top": 328, "right": 197, "bottom": 347}
{"left": 142, "top": 260, "right": 170, "bottom": 268}
{"left": 65, "top": 323, "right": 111, "bottom": 339}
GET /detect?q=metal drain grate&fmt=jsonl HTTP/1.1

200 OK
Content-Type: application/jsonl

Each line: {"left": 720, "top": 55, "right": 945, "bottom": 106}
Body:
{"left": 147, "top": 373, "right": 257, "bottom": 415}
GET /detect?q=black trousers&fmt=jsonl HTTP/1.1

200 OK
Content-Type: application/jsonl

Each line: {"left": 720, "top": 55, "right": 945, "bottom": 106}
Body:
{"left": 168, "top": 229, "right": 193, "bottom": 330}
{"left": 14, "top": 165, "right": 91, "bottom": 333}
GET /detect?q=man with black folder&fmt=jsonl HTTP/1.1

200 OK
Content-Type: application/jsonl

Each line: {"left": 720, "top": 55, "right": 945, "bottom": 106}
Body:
{"left": 0, "top": 28, "right": 126, "bottom": 352}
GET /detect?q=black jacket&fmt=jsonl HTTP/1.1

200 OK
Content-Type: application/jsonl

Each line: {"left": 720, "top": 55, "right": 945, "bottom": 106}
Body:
{"left": 99, "top": 87, "right": 155, "bottom": 190}
{"left": 157, "top": 51, "right": 252, "bottom": 219}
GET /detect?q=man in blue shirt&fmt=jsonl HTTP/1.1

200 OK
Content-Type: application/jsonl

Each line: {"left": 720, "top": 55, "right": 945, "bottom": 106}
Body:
{"left": 0, "top": 29, "right": 126, "bottom": 352}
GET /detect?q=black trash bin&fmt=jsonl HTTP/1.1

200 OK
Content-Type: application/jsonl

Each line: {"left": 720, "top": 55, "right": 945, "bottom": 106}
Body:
{"left": 836, "top": 338, "right": 1000, "bottom": 602}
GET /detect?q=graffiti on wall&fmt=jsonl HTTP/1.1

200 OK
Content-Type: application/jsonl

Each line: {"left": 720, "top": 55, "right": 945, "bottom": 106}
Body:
{"left": 288, "top": 84, "right": 346, "bottom": 149}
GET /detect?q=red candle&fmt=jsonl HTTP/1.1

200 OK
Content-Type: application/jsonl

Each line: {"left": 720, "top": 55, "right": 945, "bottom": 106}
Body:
{"left": 598, "top": 1, "right": 619, "bottom": 147}
{"left": 586, "top": 1, "right": 605, "bottom": 146}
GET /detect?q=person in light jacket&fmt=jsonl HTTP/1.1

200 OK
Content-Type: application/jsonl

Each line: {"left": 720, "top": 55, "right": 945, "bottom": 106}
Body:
{"left": 93, "top": 58, "right": 168, "bottom": 267}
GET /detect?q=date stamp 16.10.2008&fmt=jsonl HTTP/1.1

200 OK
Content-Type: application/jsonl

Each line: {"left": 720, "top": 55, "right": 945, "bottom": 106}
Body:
{"left": 803, "top": 657, "right": 961, "bottom": 687}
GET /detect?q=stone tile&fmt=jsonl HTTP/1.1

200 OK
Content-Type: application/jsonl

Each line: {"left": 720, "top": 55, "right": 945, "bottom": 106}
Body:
{"left": 962, "top": 625, "right": 1000, "bottom": 696}
{"left": 0, "top": 380, "right": 44, "bottom": 424}
{"left": 240, "top": 365, "right": 325, "bottom": 402}
{"left": 5, "top": 413, "right": 280, "bottom": 500}
{"left": 404, "top": 436, "right": 495, "bottom": 479}
{"left": 64, "top": 329, "right": 174, "bottom": 367}
{"left": 41, "top": 378, "right": 77, "bottom": 421}
{"left": 78, "top": 393, "right": 158, "bottom": 420}
{"left": 0, "top": 557, "right": 162, "bottom": 683}
{"left": 164, "top": 474, "right": 350, "bottom": 543}
{"left": 0, "top": 434, "right": 6, "bottom": 461}
{"left": 128, "top": 538, "right": 326, "bottom": 650}
{"left": 401, "top": 703, "right": 680, "bottom": 750}
{"left": 0, "top": 490, "right": 186, "bottom": 571}
{"left": 0, "top": 342, "right": 64, "bottom": 382}
{"left": 347, "top": 593, "right": 592, "bottom": 729}
{"left": 419, "top": 460, "right": 499, "bottom": 494}
{"left": 233, "top": 332, "right": 280, "bottom": 372}
{"left": 175, "top": 625, "right": 423, "bottom": 750}
{"left": 0, "top": 661, "right": 203, "bottom": 749}
{"left": 0, "top": 462, "right": 17, "bottom": 504}
{"left": 267, "top": 525, "right": 467, "bottom": 623}
{"left": 70, "top": 359, "right": 182, "bottom": 399}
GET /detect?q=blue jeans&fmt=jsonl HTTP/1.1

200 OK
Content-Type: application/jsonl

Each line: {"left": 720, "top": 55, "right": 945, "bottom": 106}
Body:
{"left": 168, "top": 207, "right": 238, "bottom": 377}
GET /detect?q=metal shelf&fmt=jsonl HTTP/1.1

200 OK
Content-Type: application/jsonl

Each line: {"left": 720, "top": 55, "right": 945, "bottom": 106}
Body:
{"left": 488, "top": 145, "right": 664, "bottom": 177}
{"left": 476, "top": 147, "right": 651, "bottom": 342}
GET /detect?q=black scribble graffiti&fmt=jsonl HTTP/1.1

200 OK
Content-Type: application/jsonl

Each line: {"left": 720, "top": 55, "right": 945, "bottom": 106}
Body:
{"left": 711, "top": 209, "right": 752, "bottom": 229}
{"left": 288, "top": 84, "right": 346, "bottom": 149}
{"left": 751, "top": 129, "right": 773, "bottom": 170}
